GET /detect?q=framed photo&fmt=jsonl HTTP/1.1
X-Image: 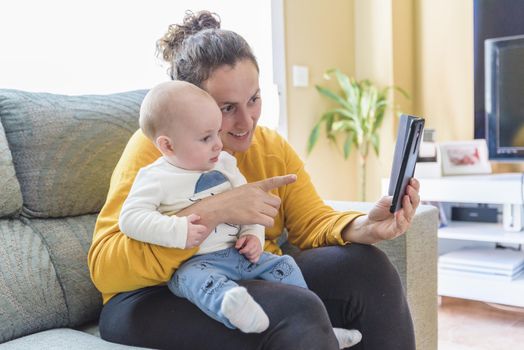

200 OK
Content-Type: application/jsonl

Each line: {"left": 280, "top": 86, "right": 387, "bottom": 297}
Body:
{"left": 439, "top": 139, "right": 492, "bottom": 176}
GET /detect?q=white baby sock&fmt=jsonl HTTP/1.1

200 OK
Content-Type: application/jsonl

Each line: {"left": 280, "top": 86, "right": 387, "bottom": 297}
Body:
{"left": 333, "top": 327, "right": 363, "bottom": 349}
{"left": 220, "top": 286, "right": 269, "bottom": 333}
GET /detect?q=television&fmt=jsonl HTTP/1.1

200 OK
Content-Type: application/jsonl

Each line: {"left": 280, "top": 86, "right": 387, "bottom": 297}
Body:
{"left": 473, "top": 0, "right": 524, "bottom": 161}
{"left": 485, "top": 35, "right": 524, "bottom": 160}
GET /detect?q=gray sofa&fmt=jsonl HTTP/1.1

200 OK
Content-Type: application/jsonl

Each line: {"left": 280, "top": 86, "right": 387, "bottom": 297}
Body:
{"left": 0, "top": 89, "right": 439, "bottom": 349}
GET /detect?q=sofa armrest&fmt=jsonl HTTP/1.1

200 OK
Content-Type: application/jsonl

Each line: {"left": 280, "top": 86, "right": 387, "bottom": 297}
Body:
{"left": 326, "top": 200, "right": 438, "bottom": 350}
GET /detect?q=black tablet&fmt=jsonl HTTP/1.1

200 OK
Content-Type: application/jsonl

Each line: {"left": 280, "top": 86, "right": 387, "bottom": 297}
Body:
{"left": 388, "top": 114, "right": 425, "bottom": 213}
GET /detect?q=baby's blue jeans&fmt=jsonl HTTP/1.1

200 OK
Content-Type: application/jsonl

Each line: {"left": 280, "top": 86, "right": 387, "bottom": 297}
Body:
{"left": 168, "top": 247, "right": 307, "bottom": 329}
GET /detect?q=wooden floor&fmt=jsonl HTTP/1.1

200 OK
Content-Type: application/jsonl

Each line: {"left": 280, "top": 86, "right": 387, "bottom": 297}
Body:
{"left": 438, "top": 296, "right": 524, "bottom": 350}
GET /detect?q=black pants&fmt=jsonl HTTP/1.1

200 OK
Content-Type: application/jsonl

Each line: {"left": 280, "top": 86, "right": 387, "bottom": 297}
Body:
{"left": 99, "top": 244, "right": 415, "bottom": 350}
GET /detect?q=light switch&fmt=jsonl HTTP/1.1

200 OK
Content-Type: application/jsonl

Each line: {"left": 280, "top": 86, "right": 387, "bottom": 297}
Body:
{"left": 292, "top": 65, "right": 309, "bottom": 87}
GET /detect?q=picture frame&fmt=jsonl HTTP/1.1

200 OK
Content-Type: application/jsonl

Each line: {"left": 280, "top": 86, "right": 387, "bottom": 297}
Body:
{"left": 439, "top": 139, "right": 492, "bottom": 176}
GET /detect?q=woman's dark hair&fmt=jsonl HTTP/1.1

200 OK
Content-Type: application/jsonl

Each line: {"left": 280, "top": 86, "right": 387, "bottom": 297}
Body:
{"left": 156, "top": 10, "right": 259, "bottom": 87}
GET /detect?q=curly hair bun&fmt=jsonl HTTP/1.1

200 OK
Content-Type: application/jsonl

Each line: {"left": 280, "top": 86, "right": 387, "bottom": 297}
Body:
{"left": 157, "top": 10, "right": 221, "bottom": 64}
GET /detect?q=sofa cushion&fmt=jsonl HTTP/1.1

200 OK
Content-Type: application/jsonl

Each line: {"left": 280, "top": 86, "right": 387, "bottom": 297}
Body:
{"left": 0, "top": 121, "right": 22, "bottom": 218}
{"left": 0, "top": 329, "right": 149, "bottom": 349}
{"left": 25, "top": 215, "right": 101, "bottom": 327}
{"left": 0, "top": 89, "right": 147, "bottom": 218}
{"left": 0, "top": 219, "right": 68, "bottom": 343}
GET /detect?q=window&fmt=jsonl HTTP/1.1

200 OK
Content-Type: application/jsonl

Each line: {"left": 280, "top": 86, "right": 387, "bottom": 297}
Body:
{"left": 0, "top": 0, "right": 285, "bottom": 132}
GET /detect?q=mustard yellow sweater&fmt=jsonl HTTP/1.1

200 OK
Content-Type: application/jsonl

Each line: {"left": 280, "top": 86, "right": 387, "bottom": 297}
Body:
{"left": 88, "top": 126, "right": 364, "bottom": 303}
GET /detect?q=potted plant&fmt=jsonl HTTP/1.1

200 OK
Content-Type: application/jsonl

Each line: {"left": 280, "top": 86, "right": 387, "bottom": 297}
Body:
{"left": 307, "top": 68, "right": 407, "bottom": 201}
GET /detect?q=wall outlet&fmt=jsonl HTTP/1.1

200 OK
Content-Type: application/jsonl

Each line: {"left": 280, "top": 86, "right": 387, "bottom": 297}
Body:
{"left": 292, "top": 65, "right": 309, "bottom": 87}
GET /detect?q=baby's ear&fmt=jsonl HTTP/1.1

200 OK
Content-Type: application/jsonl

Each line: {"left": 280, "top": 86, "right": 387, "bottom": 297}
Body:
{"left": 156, "top": 135, "right": 175, "bottom": 155}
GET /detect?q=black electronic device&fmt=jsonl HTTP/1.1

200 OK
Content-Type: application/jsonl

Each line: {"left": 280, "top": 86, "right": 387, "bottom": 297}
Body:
{"left": 388, "top": 114, "right": 425, "bottom": 213}
{"left": 451, "top": 206, "right": 498, "bottom": 223}
{"left": 485, "top": 35, "right": 524, "bottom": 161}
{"left": 474, "top": 0, "right": 524, "bottom": 161}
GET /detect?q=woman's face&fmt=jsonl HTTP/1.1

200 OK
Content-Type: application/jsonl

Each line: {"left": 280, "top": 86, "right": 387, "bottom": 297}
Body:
{"left": 202, "top": 59, "right": 261, "bottom": 153}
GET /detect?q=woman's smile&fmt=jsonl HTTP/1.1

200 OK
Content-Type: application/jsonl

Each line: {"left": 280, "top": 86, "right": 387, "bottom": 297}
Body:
{"left": 229, "top": 130, "right": 249, "bottom": 139}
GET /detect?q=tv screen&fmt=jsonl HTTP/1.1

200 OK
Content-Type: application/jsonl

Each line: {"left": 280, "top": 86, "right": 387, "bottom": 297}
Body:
{"left": 473, "top": 0, "right": 524, "bottom": 161}
{"left": 485, "top": 35, "right": 524, "bottom": 160}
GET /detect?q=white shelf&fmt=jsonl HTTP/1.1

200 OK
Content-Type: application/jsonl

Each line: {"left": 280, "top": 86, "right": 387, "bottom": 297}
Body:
{"left": 417, "top": 173, "right": 524, "bottom": 205}
{"left": 439, "top": 270, "right": 524, "bottom": 307}
{"left": 439, "top": 221, "right": 524, "bottom": 244}
{"left": 382, "top": 172, "right": 524, "bottom": 306}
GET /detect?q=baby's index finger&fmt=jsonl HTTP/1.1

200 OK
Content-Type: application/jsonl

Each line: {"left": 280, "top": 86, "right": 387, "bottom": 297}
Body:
{"left": 256, "top": 174, "right": 297, "bottom": 192}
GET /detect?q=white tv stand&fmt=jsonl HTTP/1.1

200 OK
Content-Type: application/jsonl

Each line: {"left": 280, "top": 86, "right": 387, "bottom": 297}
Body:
{"left": 383, "top": 173, "right": 524, "bottom": 307}
{"left": 421, "top": 173, "right": 524, "bottom": 307}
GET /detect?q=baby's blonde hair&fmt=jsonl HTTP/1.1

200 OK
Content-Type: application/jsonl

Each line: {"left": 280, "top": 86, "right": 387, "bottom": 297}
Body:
{"left": 139, "top": 80, "right": 212, "bottom": 142}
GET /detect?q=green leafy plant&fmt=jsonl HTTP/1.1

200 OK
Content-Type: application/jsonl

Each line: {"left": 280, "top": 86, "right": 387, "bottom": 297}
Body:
{"left": 307, "top": 68, "right": 407, "bottom": 201}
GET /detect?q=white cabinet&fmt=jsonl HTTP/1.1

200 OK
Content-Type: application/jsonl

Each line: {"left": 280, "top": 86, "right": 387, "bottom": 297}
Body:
{"left": 382, "top": 173, "right": 524, "bottom": 307}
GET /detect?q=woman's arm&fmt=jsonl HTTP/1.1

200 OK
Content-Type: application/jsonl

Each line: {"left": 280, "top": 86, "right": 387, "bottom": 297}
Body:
{"left": 176, "top": 174, "right": 297, "bottom": 232}
{"left": 267, "top": 128, "right": 420, "bottom": 247}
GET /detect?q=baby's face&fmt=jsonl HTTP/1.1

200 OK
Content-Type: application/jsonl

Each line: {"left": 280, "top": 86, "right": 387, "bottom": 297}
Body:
{"left": 167, "top": 97, "right": 223, "bottom": 171}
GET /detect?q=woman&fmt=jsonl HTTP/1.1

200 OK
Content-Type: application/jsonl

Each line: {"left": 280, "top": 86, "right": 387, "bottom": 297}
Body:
{"left": 88, "top": 10, "right": 420, "bottom": 350}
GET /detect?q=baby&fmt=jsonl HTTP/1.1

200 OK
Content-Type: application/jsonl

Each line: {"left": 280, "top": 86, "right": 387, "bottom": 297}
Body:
{"left": 119, "top": 81, "right": 361, "bottom": 347}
